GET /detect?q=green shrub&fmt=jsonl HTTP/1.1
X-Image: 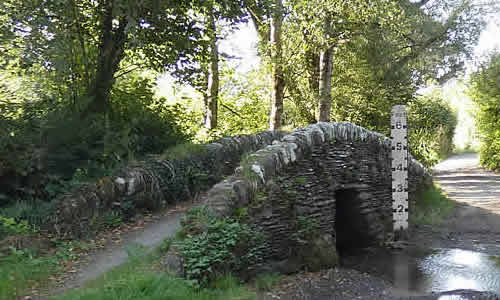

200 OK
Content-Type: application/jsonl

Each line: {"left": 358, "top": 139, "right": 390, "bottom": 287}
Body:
{"left": 0, "top": 73, "right": 191, "bottom": 235}
{"left": 0, "top": 200, "right": 56, "bottom": 234}
{"left": 179, "top": 207, "right": 264, "bottom": 286}
{"left": 469, "top": 52, "right": 500, "bottom": 171}
{"left": 0, "top": 216, "right": 30, "bottom": 238}
{"left": 411, "top": 183, "right": 455, "bottom": 225}
{"left": 294, "top": 216, "right": 319, "bottom": 242}
{"left": 159, "top": 238, "right": 172, "bottom": 254}
{"left": 408, "top": 93, "right": 457, "bottom": 167}
{"left": 55, "top": 248, "right": 254, "bottom": 300}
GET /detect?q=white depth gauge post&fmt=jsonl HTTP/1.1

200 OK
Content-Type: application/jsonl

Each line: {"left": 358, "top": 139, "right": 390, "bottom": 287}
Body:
{"left": 391, "top": 105, "right": 409, "bottom": 239}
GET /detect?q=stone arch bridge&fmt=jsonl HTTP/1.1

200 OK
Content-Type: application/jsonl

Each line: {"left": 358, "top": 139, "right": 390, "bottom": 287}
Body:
{"left": 202, "top": 122, "right": 429, "bottom": 269}
{"left": 56, "top": 122, "right": 429, "bottom": 265}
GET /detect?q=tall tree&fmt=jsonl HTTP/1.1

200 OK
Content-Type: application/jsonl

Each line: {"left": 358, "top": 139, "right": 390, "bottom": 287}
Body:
{"left": 284, "top": 0, "right": 402, "bottom": 123}
{"left": 171, "top": 0, "right": 248, "bottom": 131}
{"left": 279, "top": 0, "right": 487, "bottom": 129}
{"left": 85, "top": 0, "right": 127, "bottom": 115}
{"left": 204, "top": 6, "right": 219, "bottom": 130}
{"left": 317, "top": 17, "right": 334, "bottom": 122}
{"left": 246, "top": 0, "right": 285, "bottom": 129}
{"left": 1, "top": 0, "right": 212, "bottom": 117}
{"left": 269, "top": 0, "right": 285, "bottom": 130}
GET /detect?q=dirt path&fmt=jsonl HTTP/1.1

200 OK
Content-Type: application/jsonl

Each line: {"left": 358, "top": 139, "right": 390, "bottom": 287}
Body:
{"left": 413, "top": 153, "right": 500, "bottom": 255}
{"left": 41, "top": 202, "right": 197, "bottom": 298}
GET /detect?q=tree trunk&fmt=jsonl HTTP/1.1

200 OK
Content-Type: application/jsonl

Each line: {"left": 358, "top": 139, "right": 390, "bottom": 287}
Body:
{"left": 269, "top": 0, "right": 285, "bottom": 130}
{"left": 204, "top": 10, "right": 219, "bottom": 130}
{"left": 307, "top": 50, "right": 321, "bottom": 97}
{"left": 317, "top": 46, "right": 334, "bottom": 122}
{"left": 83, "top": 0, "right": 127, "bottom": 116}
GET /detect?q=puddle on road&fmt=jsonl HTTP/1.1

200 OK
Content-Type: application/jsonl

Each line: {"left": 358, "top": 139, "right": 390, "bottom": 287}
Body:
{"left": 341, "top": 247, "right": 500, "bottom": 294}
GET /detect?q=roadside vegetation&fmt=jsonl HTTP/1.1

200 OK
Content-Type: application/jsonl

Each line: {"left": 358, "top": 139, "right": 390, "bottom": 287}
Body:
{"left": 54, "top": 244, "right": 256, "bottom": 300}
{"left": 411, "top": 184, "right": 455, "bottom": 225}
{"left": 468, "top": 52, "right": 500, "bottom": 171}
{"left": 52, "top": 213, "right": 285, "bottom": 300}
{"left": 408, "top": 92, "right": 457, "bottom": 167}
{"left": 0, "top": 235, "right": 91, "bottom": 300}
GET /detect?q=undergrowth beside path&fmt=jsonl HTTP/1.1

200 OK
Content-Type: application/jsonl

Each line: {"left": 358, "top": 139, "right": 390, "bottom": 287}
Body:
{"left": 53, "top": 245, "right": 256, "bottom": 300}
{"left": 0, "top": 248, "right": 57, "bottom": 300}
{"left": 411, "top": 183, "right": 455, "bottom": 225}
{"left": 0, "top": 237, "right": 91, "bottom": 300}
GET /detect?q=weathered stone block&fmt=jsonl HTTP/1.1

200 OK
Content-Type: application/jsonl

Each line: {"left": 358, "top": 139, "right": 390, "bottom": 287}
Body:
{"left": 299, "top": 234, "right": 339, "bottom": 272}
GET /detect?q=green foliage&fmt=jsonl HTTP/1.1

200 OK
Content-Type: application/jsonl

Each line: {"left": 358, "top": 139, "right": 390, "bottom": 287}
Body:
{"left": 0, "top": 200, "right": 55, "bottom": 233}
{"left": 411, "top": 183, "right": 455, "bottom": 225}
{"left": 0, "top": 216, "right": 30, "bottom": 237}
{"left": 55, "top": 248, "right": 254, "bottom": 300}
{"left": 159, "top": 238, "right": 173, "bottom": 254}
{"left": 0, "top": 0, "right": 219, "bottom": 207}
{"left": 408, "top": 93, "right": 457, "bottom": 167}
{"left": 89, "top": 214, "right": 123, "bottom": 232}
{"left": 179, "top": 207, "right": 264, "bottom": 286}
{"left": 56, "top": 272, "right": 254, "bottom": 300}
{"left": 468, "top": 52, "right": 500, "bottom": 170}
{"left": 253, "top": 272, "right": 282, "bottom": 291}
{"left": 271, "top": 0, "right": 485, "bottom": 131}
{"left": 0, "top": 247, "right": 58, "bottom": 300}
{"left": 190, "top": 66, "right": 270, "bottom": 141}
{"left": 216, "top": 68, "right": 270, "bottom": 136}
{"left": 0, "top": 72, "right": 190, "bottom": 210}
{"left": 110, "top": 74, "right": 193, "bottom": 157}
{"left": 293, "top": 216, "right": 320, "bottom": 243}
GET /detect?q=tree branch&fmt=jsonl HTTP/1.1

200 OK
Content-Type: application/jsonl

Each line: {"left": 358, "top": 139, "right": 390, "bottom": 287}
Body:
{"left": 220, "top": 102, "right": 243, "bottom": 118}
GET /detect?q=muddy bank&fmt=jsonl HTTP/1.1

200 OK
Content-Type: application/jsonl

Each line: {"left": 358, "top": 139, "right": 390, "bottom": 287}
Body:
{"left": 259, "top": 267, "right": 499, "bottom": 300}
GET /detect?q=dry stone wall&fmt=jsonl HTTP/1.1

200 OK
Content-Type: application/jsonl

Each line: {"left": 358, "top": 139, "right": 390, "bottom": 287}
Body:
{"left": 203, "top": 122, "right": 430, "bottom": 271}
{"left": 53, "top": 131, "right": 285, "bottom": 237}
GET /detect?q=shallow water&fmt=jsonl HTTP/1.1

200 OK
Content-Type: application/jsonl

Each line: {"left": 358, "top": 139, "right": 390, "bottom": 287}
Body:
{"left": 341, "top": 247, "right": 500, "bottom": 294}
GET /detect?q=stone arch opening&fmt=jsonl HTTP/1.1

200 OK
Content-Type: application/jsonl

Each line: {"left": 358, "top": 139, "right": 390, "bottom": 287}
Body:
{"left": 335, "top": 188, "right": 375, "bottom": 256}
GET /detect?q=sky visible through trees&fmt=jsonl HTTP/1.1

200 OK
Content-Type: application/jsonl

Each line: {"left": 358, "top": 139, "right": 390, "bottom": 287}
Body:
{"left": 215, "top": 8, "right": 500, "bottom": 75}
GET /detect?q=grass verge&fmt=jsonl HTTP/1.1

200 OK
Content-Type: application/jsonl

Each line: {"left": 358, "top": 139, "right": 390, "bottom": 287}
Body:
{"left": 0, "top": 248, "right": 58, "bottom": 300}
{"left": 52, "top": 243, "right": 256, "bottom": 300}
{"left": 411, "top": 183, "right": 455, "bottom": 225}
{"left": 0, "top": 237, "right": 92, "bottom": 300}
